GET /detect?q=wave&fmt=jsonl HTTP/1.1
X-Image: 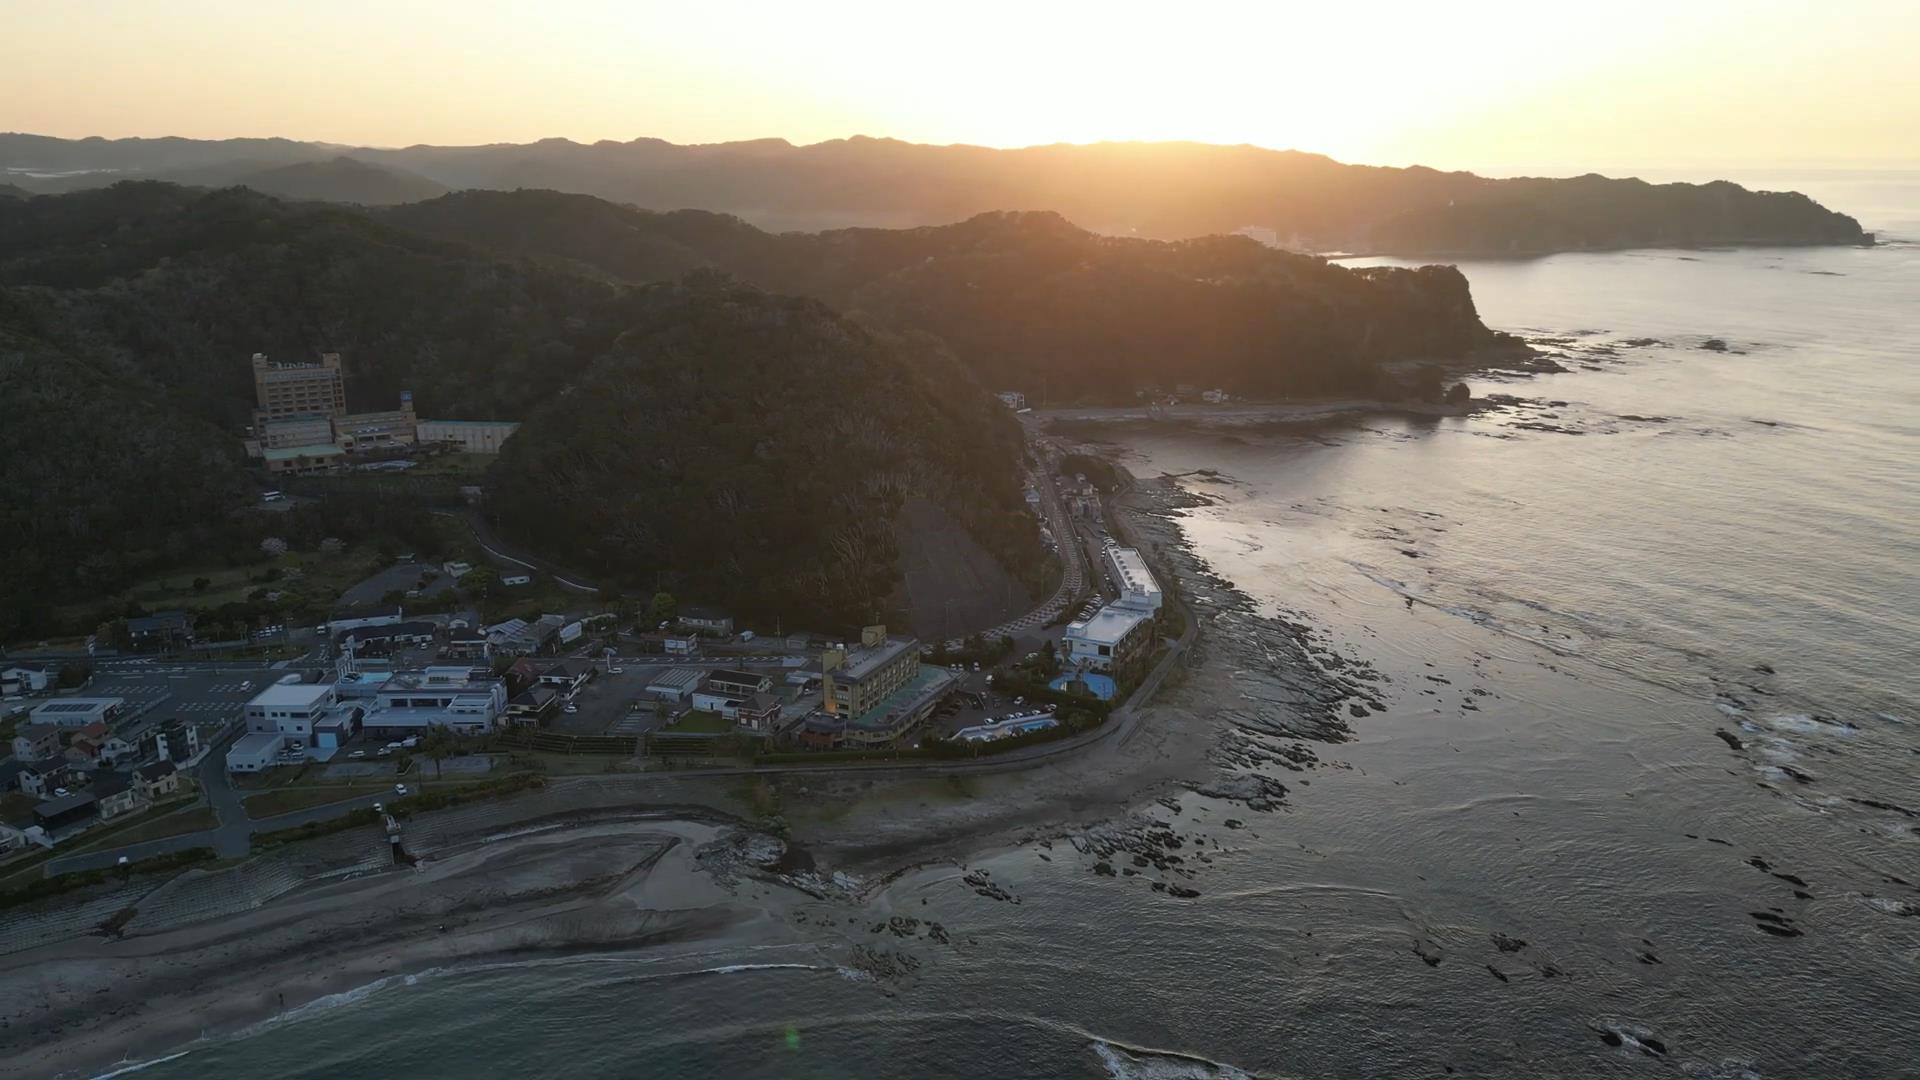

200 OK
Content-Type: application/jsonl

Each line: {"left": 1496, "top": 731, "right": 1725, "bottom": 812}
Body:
{"left": 87, "top": 950, "right": 842, "bottom": 1079}
{"left": 1091, "top": 1039, "right": 1257, "bottom": 1080}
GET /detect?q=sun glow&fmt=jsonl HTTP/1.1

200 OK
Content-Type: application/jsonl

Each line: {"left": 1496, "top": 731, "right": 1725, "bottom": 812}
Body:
{"left": 3, "top": 0, "right": 1916, "bottom": 170}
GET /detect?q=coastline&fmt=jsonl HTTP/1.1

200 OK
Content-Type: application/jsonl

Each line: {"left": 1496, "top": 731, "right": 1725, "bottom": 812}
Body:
{"left": 2, "top": 472, "right": 1374, "bottom": 1079}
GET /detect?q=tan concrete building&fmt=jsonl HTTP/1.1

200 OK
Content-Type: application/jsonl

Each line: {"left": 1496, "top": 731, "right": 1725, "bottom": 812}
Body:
{"left": 335, "top": 392, "right": 419, "bottom": 451}
{"left": 252, "top": 352, "right": 346, "bottom": 422}
{"left": 822, "top": 625, "right": 921, "bottom": 718}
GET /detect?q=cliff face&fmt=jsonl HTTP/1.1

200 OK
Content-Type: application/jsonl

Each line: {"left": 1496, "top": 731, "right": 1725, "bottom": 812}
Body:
{"left": 1, "top": 134, "right": 1870, "bottom": 254}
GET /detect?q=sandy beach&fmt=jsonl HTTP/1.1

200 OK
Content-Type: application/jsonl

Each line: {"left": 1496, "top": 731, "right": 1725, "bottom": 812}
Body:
{"left": 0, "top": 480, "right": 1241, "bottom": 1080}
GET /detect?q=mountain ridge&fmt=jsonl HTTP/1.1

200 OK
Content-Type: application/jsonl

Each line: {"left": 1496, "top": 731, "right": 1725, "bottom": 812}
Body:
{"left": 0, "top": 132, "right": 1869, "bottom": 254}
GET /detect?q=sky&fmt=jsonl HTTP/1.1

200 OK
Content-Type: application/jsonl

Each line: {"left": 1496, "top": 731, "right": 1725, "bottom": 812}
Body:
{"left": 4, "top": 0, "right": 1917, "bottom": 173}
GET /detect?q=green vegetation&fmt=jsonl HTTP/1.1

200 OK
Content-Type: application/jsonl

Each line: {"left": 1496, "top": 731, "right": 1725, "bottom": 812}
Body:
{"left": 383, "top": 193, "right": 1519, "bottom": 402}
{"left": 0, "top": 847, "right": 216, "bottom": 911}
{"left": 490, "top": 277, "right": 1037, "bottom": 628}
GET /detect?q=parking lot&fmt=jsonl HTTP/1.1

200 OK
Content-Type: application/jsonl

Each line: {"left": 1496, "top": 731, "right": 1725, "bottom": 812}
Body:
{"left": 545, "top": 665, "right": 679, "bottom": 736}
{"left": 86, "top": 660, "right": 294, "bottom": 727}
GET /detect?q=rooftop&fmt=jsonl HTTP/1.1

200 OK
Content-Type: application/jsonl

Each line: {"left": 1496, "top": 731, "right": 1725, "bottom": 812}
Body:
{"left": 246, "top": 682, "right": 334, "bottom": 710}
{"left": 1066, "top": 606, "right": 1151, "bottom": 645}
{"left": 646, "top": 668, "right": 703, "bottom": 691}
{"left": 35, "top": 791, "right": 97, "bottom": 817}
{"left": 229, "top": 732, "right": 283, "bottom": 757}
{"left": 261, "top": 443, "right": 347, "bottom": 461}
{"left": 832, "top": 637, "right": 919, "bottom": 684}
{"left": 32, "top": 698, "right": 124, "bottom": 715}
{"left": 707, "top": 668, "right": 767, "bottom": 686}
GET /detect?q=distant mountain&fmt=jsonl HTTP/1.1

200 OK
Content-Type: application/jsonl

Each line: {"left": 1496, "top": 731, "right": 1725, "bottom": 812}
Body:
{"left": 232, "top": 156, "right": 449, "bottom": 205}
{"left": 381, "top": 189, "right": 1515, "bottom": 399}
{"left": 0, "top": 132, "right": 1870, "bottom": 253}
{"left": 0, "top": 182, "right": 30, "bottom": 199}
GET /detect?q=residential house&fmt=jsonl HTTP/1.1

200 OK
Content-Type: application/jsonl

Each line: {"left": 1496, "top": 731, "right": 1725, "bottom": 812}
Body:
{"left": 10, "top": 723, "right": 61, "bottom": 762}
{"left": 126, "top": 610, "right": 194, "bottom": 652}
{"left": 33, "top": 790, "right": 98, "bottom": 830}
{"left": 133, "top": 761, "right": 182, "bottom": 801}
{"left": 536, "top": 659, "right": 594, "bottom": 696}
{"left": 679, "top": 607, "right": 734, "bottom": 636}
{"left": 0, "top": 760, "right": 30, "bottom": 794}
{"left": 734, "top": 693, "right": 783, "bottom": 733}
{"left": 92, "top": 771, "right": 148, "bottom": 821}
{"left": 506, "top": 686, "right": 560, "bottom": 726}
{"left": 63, "top": 736, "right": 101, "bottom": 766}
{"left": 663, "top": 634, "right": 700, "bottom": 656}
{"left": 1, "top": 663, "right": 55, "bottom": 698}
{"left": 18, "top": 758, "right": 87, "bottom": 799}
{"left": 98, "top": 732, "right": 141, "bottom": 766}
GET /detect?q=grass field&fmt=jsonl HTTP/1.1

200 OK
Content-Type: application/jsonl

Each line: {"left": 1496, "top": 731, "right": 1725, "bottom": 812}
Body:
{"left": 56, "top": 548, "right": 383, "bottom": 626}
{"left": 69, "top": 806, "right": 218, "bottom": 848}
{"left": 243, "top": 785, "right": 393, "bottom": 817}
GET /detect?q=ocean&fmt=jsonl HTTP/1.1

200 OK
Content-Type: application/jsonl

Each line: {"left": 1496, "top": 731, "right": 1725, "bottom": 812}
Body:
{"left": 113, "top": 195, "right": 1919, "bottom": 1078}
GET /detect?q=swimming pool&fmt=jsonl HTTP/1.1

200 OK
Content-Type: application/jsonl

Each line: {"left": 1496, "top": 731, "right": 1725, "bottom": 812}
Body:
{"left": 1050, "top": 673, "right": 1116, "bottom": 700}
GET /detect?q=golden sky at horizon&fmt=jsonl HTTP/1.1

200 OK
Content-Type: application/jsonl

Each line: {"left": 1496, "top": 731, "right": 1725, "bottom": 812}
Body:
{"left": 4, "top": 0, "right": 1917, "bottom": 172}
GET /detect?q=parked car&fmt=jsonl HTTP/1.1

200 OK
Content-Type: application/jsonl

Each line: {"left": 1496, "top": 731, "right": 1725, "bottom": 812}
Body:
{"left": 376, "top": 747, "right": 393, "bottom": 757}
{"left": 609, "top": 667, "right": 624, "bottom": 674}
{"left": 564, "top": 704, "right": 580, "bottom": 714}
{"left": 394, "top": 783, "right": 409, "bottom": 797}
{"left": 349, "top": 750, "right": 368, "bottom": 759}
{"left": 400, "top": 736, "right": 420, "bottom": 749}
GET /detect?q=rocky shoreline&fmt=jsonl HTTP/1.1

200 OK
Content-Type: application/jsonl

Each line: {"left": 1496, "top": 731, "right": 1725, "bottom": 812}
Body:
{"left": 0, "top": 468, "right": 1386, "bottom": 1079}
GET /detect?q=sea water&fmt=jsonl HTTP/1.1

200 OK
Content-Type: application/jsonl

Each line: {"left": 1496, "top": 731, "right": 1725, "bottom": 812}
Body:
{"left": 114, "top": 196, "right": 1920, "bottom": 1079}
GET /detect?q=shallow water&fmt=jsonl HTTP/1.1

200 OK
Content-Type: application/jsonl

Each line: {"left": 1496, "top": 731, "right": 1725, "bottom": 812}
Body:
{"left": 115, "top": 231, "right": 1920, "bottom": 1077}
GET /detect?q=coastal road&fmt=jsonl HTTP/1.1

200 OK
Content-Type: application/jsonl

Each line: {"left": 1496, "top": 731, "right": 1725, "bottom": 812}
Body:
{"left": 946, "top": 426, "right": 1088, "bottom": 647}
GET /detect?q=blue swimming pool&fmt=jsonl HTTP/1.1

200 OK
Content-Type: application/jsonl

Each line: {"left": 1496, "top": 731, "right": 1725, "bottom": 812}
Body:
{"left": 1050, "top": 672, "right": 1116, "bottom": 700}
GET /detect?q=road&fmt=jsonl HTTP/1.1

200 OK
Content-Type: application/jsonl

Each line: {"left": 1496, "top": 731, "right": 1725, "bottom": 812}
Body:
{"left": 945, "top": 427, "right": 1089, "bottom": 647}
{"left": 438, "top": 508, "right": 600, "bottom": 593}
{"left": 40, "top": 724, "right": 396, "bottom": 875}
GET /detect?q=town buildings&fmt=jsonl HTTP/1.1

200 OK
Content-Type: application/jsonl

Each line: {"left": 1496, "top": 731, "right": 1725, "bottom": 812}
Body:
{"left": 127, "top": 610, "right": 195, "bottom": 651}
{"left": 29, "top": 697, "right": 125, "bottom": 729}
{"left": 1, "top": 663, "right": 56, "bottom": 698}
{"left": 1063, "top": 607, "right": 1153, "bottom": 674}
{"left": 242, "top": 352, "right": 520, "bottom": 473}
{"left": 799, "top": 626, "right": 954, "bottom": 748}
{"left": 679, "top": 607, "right": 735, "bottom": 636}
{"left": 361, "top": 667, "right": 507, "bottom": 737}
{"left": 1102, "top": 544, "right": 1163, "bottom": 613}
{"left": 416, "top": 419, "right": 520, "bottom": 454}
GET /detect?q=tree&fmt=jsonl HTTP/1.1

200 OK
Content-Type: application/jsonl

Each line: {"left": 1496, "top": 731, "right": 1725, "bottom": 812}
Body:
{"left": 650, "top": 592, "right": 677, "bottom": 625}
{"left": 192, "top": 576, "right": 211, "bottom": 593}
{"left": 1444, "top": 382, "right": 1472, "bottom": 405}
{"left": 421, "top": 726, "right": 457, "bottom": 778}
{"left": 58, "top": 660, "right": 93, "bottom": 688}
{"left": 260, "top": 537, "right": 288, "bottom": 558}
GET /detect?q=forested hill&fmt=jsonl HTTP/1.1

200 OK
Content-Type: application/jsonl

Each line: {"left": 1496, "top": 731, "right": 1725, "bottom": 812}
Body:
{"left": 2, "top": 132, "right": 1870, "bottom": 253}
{"left": 0, "top": 183, "right": 1036, "bottom": 634}
{"left": 382, "top": 190, "right": 1515, "bottom": 399}
{"left": 490, "top": 277, "right": 1038, "bottom": 624}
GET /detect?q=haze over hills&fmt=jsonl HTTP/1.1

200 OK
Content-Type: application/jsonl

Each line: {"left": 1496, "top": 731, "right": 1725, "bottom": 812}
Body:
{"left": 380, "top": 188, "right": 1513, "bottom": 398}
{"left": 0, "top": 132, "right": 1871, "bottom": 254}
{"left": 0, "top": 180, "right": 1517, "bottom": 635}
